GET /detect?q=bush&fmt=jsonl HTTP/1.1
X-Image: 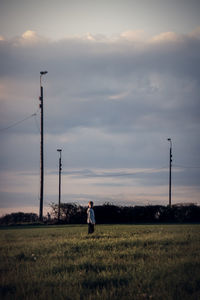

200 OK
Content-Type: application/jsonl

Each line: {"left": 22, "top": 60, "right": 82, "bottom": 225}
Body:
{"left": 0, "top": 212, "right": 39, "bottom": 225}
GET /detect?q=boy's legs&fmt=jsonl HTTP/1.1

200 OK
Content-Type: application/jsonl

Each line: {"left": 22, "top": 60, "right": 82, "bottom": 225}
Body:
{"left": 88, "top": 223, "right": 94, "bottom": 234}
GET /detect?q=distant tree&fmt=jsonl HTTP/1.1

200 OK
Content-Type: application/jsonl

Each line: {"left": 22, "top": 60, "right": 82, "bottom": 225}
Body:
{"left": 0, "top": 212, "right": 39, "bottom": 225}
{"left": 50, "top": 202, "right": 86, "bottom": 223}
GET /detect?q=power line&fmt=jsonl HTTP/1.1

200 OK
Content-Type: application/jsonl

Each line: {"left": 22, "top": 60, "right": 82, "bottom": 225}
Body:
{"left": 0, "top": 111, "right": 39, "bottom": 132}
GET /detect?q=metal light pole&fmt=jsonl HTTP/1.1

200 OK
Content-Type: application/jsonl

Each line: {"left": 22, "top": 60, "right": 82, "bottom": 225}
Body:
{"left": 57, "top": 149, "right": 62, "bottom": 221}
{"left": 39, "top": 71, "right": 48, "bottom": 221}
{"left": 167, "top": 138, "right": 172, "bottom": 207}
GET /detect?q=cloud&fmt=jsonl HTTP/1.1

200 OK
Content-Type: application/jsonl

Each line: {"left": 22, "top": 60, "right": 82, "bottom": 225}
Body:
{"left": 0, "top": 28, "right": 200, "bottom": 211}
{"left": 20, "top": 30, "right": 49, "bottom": 45}
{"left": 108, "top": 90, "right": 130, "bottom": 101}
{"left": 120, "top": 30, "right": 146, "bottom": 41}
{"left": 151, "top": 32, "right": 180, "bottom": 43}
{"left": 22, "top": 30, "right": 38, "bottom": 40}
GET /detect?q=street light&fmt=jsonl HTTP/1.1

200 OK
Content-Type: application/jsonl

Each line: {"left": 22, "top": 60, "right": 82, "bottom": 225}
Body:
{"left": 40, "top": 71, "right": 48, "bottom": 75}
{"left": 167, "top": 138, "right": 172, "bottom": 207}
{"left": 39, "top": 71, "right": 48, "bottom": 221}
{"left": 57, "top": 149, "right": 62, "bottom": 221}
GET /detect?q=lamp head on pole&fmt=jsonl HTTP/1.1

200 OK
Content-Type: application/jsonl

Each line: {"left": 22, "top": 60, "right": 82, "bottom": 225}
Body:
{"left": 40, "top": 71, "right": 48, "bottom": 75}
{"left": 57, "top": 149, "right": 62, "bottom": 152}
{"left": 167, "top": 138, "right": 172, "bottom": 148}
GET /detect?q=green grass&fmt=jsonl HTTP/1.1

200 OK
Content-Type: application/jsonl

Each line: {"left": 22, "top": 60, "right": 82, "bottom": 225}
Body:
{"left": 0, "top": 224, "right": 200, "bottom": 300}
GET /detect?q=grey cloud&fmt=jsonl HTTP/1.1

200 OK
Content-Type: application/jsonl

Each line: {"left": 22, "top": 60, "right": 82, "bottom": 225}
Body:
{"left": 60, "top": 168, "right": 167, "bottom": 179}
{"left": 0, "top": 32, "right": 200, "bottom": 208}
{"left": 51, "top": 166, "right": 200, "bottom": 188}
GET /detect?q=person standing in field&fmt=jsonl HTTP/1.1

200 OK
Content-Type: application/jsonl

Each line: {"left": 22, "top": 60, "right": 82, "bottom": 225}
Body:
{"left": 87, "top": 201, "right": 95, "bottom": 234}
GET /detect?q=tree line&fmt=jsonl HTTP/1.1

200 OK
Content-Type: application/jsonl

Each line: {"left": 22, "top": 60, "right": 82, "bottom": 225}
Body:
{"left": 0, "top": 203, "right": 200, "bottom": 225}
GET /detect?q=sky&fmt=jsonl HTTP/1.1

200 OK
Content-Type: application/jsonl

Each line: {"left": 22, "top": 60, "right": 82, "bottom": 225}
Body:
{"left": 0, "top": 0, "right": 200, "bottom": 216}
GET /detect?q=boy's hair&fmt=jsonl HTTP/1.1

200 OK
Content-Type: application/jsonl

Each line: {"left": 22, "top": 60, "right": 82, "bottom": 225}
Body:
{"left": 88, "top": 201, "right": 94, "bottom": 207}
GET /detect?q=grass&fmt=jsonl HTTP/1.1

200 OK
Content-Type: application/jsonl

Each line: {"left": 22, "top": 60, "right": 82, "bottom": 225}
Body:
{"left": 0, "top": 224, "right": 200, "bottom": 300}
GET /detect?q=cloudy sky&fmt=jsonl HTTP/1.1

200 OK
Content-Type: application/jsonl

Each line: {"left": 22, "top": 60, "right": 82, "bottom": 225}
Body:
{"left": 0, "top": 0, "right": 200, "bottom": 216}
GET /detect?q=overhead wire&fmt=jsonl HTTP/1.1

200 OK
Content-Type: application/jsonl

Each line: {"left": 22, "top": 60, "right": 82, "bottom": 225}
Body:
{"left": 0, "top": 110, "right": 39, "bottom": 132}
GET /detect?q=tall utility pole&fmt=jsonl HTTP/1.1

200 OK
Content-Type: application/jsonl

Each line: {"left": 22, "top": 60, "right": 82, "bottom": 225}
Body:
{"left": 57, "top": 149, "right": 62, "bottom": 221}
{"left": 39, "top": 71, "right": 48, "bottom": 221}
{"left": 167, "top": 138, "right": 172, "bottom": 207}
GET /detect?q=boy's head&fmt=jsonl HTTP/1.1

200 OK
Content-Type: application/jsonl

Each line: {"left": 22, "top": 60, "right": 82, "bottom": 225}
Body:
{"left": 88, "top": 201, "right": 94, "bottom": 208}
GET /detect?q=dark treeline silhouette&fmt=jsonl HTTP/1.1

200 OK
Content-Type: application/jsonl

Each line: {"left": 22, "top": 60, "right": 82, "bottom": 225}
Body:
{"left": 0, "top": 212, "right": 39, "bottom": 225}
{"left": 0, "top": 203, "right": 200, "bottom": 225}
{"left": 50, "top": 202, "right": 200, "bottom": 224}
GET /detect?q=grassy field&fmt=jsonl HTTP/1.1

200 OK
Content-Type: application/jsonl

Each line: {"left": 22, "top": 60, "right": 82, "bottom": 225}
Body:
{"left": 0, "top": 224, "right": 200, "bottom": 300}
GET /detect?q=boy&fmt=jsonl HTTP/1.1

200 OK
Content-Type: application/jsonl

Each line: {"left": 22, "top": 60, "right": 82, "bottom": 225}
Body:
{"left": 87, "top": 201, "right": 95, "bottom": 234}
